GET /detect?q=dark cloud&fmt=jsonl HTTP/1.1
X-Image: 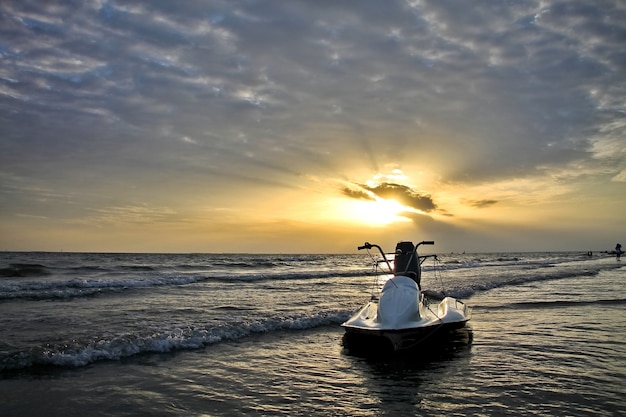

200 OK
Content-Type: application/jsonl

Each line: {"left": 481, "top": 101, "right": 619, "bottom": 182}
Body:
{"left": 341, "top": 187, "right": 374, "bottom": 201}
{"left": 345, "top": 182, "right": 438, "bottom": 213}
{"left": 464, "top": 199, "right": 499, "bottom": 209}
{"left": 2, "top": 1, "right": 624, "bottom": 174}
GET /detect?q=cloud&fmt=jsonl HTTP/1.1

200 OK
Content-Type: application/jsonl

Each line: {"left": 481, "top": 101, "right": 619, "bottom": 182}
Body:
{"left": 344, "top": 182, "right": 438, "bottom": 213}
{"left": 0, "top": 0, "right": 625, "bottom": 252}
{"left": 341, "top": 187, "right": 374, "bottom": 201}
{"left": 612, "top": 170, "right": 626, "bottom": 183}
{"left": 463, "top": 199, "right": 499, "bottom": 209}
{"left": 75, "top": 204, "right": 181, "bottom": 227}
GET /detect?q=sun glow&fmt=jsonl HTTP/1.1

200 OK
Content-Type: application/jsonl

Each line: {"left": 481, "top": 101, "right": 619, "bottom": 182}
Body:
{"left": 340, "top": 198, "right": 412, "bottom": 226}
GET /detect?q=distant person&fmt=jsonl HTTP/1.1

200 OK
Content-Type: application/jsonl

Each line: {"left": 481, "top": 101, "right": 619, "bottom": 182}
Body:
{"left": 616, "top": 243, "right": 623, "bottom": 261}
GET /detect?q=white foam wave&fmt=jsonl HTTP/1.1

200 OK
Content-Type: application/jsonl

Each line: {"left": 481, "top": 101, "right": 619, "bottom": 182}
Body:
{"left": 0, "top": 275, "right": 210, "bottom": 300}
{"left": 0, "top": 311, "right": 350, "bottom": 371}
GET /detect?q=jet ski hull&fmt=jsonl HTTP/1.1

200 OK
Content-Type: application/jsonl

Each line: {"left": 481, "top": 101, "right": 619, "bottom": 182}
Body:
{"left": 343, "top": 320, "right": 469, "bottom": 352}
{"left": 342, "top": 276, "right": 471, "bottom": 352}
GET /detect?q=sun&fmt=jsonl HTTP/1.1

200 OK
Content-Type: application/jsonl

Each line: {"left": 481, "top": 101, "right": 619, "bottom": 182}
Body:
{"left": 341, "top": 198, "right": 412, "bottom": 226}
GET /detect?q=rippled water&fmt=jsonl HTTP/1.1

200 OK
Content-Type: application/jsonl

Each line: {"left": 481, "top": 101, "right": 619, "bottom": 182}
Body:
{"left": 1, "top": 251, "right": 625, "bottom": 416}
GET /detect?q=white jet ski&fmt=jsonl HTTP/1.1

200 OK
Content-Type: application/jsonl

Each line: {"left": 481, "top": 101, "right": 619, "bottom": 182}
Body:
{"left": 342, "top": 240, "right": 471, "bottom": 352}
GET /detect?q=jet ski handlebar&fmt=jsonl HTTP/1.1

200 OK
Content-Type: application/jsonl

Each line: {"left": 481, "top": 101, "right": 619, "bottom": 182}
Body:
{"left": 358, "top": 241, "right": 434, "bottom": 251}
{"left": 358, "top": 240, "right": 435, "bottom": 274}
{"left": 357, "top": 242, "right": 393, "bottom": 272}
{"left": 357, "top": 242, "right": 376, "bottom": 251}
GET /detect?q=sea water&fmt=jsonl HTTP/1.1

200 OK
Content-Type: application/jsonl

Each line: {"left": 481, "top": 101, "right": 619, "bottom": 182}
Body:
{"left": 0, "top": 250, "right": 624, "bottom": 416}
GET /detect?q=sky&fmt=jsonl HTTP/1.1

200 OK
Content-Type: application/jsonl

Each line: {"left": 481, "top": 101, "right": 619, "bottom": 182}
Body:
{"left": 1, "top": 0, "right": 625, "bottom": 254}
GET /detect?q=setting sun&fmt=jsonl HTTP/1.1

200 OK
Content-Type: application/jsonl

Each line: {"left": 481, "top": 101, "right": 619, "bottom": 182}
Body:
{"left": 340, "top": 198, "right": 412, "bottom": 226}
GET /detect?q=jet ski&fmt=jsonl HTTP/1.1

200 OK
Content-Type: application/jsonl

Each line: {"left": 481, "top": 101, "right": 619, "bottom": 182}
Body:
{"left": 342, "top": 240, "right": 471, "bottom": 352}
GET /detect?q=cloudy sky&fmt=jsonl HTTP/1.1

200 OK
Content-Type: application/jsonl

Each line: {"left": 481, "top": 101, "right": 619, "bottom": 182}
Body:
{"left": 1, "top": 0, "right": 625, "bottom": 253}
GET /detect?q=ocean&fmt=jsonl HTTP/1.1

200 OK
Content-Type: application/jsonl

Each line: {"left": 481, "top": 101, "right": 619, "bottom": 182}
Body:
{"left": 1, "top": 249, "right": 624, "bottom": 416}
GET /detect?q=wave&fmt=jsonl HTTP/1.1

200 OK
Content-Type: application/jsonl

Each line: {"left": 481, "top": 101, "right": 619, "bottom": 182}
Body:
{"left": 208, "top": 261, "right": 279, "bottom": 269}
{"left": 210, "top": 269, "right": 369, "bottom": 283}
{"left": 431, "top": 263, "right": 624, "bottom": 300}
{"left": 0, "top": 269, "right": 368, "bottom": 301}
{"left": 433, "top": 252, "right": 606, "bottom": 273}
{"left": 120, "top": 265, "right": 156, "bottom": 271}
{"left": 69, "top": 265, "right": 110, "bottom": 272}
{"left": 0, "top": 310, "right": 351, "bottom": 371}
{"left": 432, "top": 258, "right": 558, "bottom": 273}
{"left": 0, "top": 275, "right": 213, "bottom": 301}
{"left": 0, "top": 263, "right": 50, "bottom": 278}
{"left": 175, "top": 255, "right": 330, "bottom": 270}
{"left": 1, "top": 253, "right": 617, "bottom": 302}
{"left": 474, "top": 298, "right": 626, "bottom": 310}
